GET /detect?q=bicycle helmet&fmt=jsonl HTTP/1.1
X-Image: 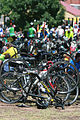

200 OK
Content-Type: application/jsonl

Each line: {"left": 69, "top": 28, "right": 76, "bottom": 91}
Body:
{"left": 30, "top": 22, "right": 34, "bottom": 27}
{"left": 30, "top": 22, "right": 34, "bottom": 25}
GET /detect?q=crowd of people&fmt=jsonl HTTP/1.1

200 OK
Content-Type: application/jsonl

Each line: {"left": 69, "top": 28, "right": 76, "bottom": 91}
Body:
{"left": 0, "top": 21, "right": 80, "bottom": 43}
{"left": 0, "top": 21, "right": 80, "bottom": 71}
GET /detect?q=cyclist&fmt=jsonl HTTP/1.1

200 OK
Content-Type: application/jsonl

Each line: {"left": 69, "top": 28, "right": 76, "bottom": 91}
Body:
{"left": 0, "top": 25, "right": 3, "bottom": 37}
{"left": 28, "top": 22, "right": 36, "bottom": 40}
{"left": 37, "top": 22, "right": 49, "bottom": 42}
{"left": 70, "top": 41, "right": 77, "bottom": 54}
{"left": 73, "top": 24, "right": 79, "bottom": 36}
{"left": 70, "top": 50, "right": 80, "bottom": 72}
{"left": 56, "top": 26, "right": 64, "bottom": 40}
{"left": 9, "top": 25, "right": 15, "bottom": 42}
{"left": 2, "top": 42, "right": 18, "bottom": 58}
{"left": 50, "top": 26, "right": 56, "bottom": 39}
{"left": 0, "top": 53, "right": 10, "bottom": 66}
{"left": 65, "top": 28, "right": 73, "bottom": 40}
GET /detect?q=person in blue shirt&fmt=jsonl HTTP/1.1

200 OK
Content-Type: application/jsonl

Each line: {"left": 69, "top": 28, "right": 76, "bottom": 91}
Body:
{"left": 70, "top": 52, "right": 80, "bottom": 72}
{"left": 75, "top": 53, "right": 80, "bottom": 72}
{"left": 0, "top": 25, "right": 3, "bottom": 37}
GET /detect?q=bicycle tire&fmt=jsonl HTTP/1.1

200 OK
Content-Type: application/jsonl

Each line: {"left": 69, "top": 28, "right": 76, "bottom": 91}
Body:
{"left": 46, "top": 61, "right": 79, "bottom": 94}
{"left": 0, "top": 86, "right": 23, "bottom": 104}
{"left": 65, "top": 86, "right": 79, "bottom": 106}
{"left": 0, "top": 57, "right": 30, "bottom": 91}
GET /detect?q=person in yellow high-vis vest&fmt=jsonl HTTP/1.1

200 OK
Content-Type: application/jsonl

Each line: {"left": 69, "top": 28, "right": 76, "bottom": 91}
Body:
{"left": 2, "top": 42, "right": 18, "bottom": 58}
{"left": 2, "top": 46, "right": 18, "bottom": 58}
{"left": 65, "top": 29, "right": 73, "bottom": 39}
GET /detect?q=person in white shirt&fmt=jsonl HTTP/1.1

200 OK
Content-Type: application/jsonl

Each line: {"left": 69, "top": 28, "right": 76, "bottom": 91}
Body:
{"left": 73, "top": 24, "right": 79, "bottom": 35}
{"left": 57, "top": 26, "right": 64, "bottom": 40}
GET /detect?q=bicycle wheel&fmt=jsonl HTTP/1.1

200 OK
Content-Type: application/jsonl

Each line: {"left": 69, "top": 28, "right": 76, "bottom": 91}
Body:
{"left": 0, "top": 57, "right": 30, "bottom": 91}
{"left": 27, "top": 74, "right": 51, "bottom": 109}
{"left": 64, "top": 75, "right": 79, "bottom": 106}
{"left": 47, "top": 61, "right": 79, "bottom": 94}
{"left": 0, "top": 86, "right": 23, "bottom": 104}
{"left": 65, "top": 86, "right": 79, "bottom": 106}
{"left": 47, "top": 73, "right": 70, "bottom": 102}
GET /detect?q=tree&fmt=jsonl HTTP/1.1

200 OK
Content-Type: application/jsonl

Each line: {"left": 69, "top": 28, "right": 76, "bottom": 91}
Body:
{"left": 0, "top": 0, "right": 65, "bottom": 30}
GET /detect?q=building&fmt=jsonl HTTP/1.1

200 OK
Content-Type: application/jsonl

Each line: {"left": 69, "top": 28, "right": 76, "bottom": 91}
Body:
{"left": 65, "top": 0, "right": 80, "bottom": 4}
{"left": 60, "top": 1, "right": 80, "bottom": 24}
{"left": 65, "top": 0, "right": 80, "bottom": 10}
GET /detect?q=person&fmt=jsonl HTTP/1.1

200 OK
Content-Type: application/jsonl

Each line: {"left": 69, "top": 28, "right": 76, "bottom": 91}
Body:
{"left": 0, "top": 53, "right": 10, "bottom": 66}
{"left": 2, "top": 45, "right": 8, "bottom": 53}
{"left": 70, "top": 41, "right": 77, "bottom": 54}
{"left": 56, "top": 26, "right": 64, "bottom": 40}
{"left": 50, "top": 26, "right": 56, "bottom": 39}
{"left": 75, "top": 53, "right": 80, "bottom": 72}
{"left": 0, "top": 53, "right": 14, "bottom": 72}
{"left": 78, "top": 28, "right": 80, "bottom": 39}
{"left": 70, "top": 51, "right": 80, "bottom": 72}
{"left": 2, "top": 42, "right": 18, "bottom": 58}
{"left": 9, "top": 25, "right": 15, "bottom": 42}
{"left": 37, "top": 22, "right": 49, "bottom": 42}
{"left": 28, "top": 22, "right": 36, "bottom": 40}
{"left": 0, "top": 25, "right": 3, "bottom": 37}
{"left": 5, "top": 26, "right": 10, "bottom": 37}
{"left": 62, "top": 23, "right": 66, "bottom": 33}
{"left": 65, "top": 28, "right": 73, "bottom": 40}
{"left": 73, "top": 24, "right": 79, "bottom": 35}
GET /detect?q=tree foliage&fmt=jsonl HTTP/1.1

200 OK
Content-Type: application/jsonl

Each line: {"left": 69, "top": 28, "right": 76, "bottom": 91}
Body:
{"left": 0, "top": 0, "right": 65, "bottom": 30}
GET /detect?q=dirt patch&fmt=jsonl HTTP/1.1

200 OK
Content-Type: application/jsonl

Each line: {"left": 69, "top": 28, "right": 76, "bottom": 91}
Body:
{"left": 0, "top": 100, "right": 80, "bottom": 120}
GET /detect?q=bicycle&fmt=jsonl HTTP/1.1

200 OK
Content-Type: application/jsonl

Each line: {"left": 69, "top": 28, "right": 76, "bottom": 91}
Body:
{"left": 0, "top": 57, "right": 64, "bottom": 109}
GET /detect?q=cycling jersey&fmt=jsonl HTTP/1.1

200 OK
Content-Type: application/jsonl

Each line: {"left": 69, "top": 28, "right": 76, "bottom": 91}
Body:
{"left": 40, "top": 30, "right": 48, "bottom": 38}
{"left": 65, "top": 30, "right": 73, "bottom": 39}
{"left": 38, "top": 28, "right": 49, "bottom": 39}
{"left": 3, "top": 47, "right": 18, "bottom": 58}
{"left": 9, "top": 27, "right": 15, "bottom": 37}
{"left": 29, "top": 27, "right": 36, "bottom": 38}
